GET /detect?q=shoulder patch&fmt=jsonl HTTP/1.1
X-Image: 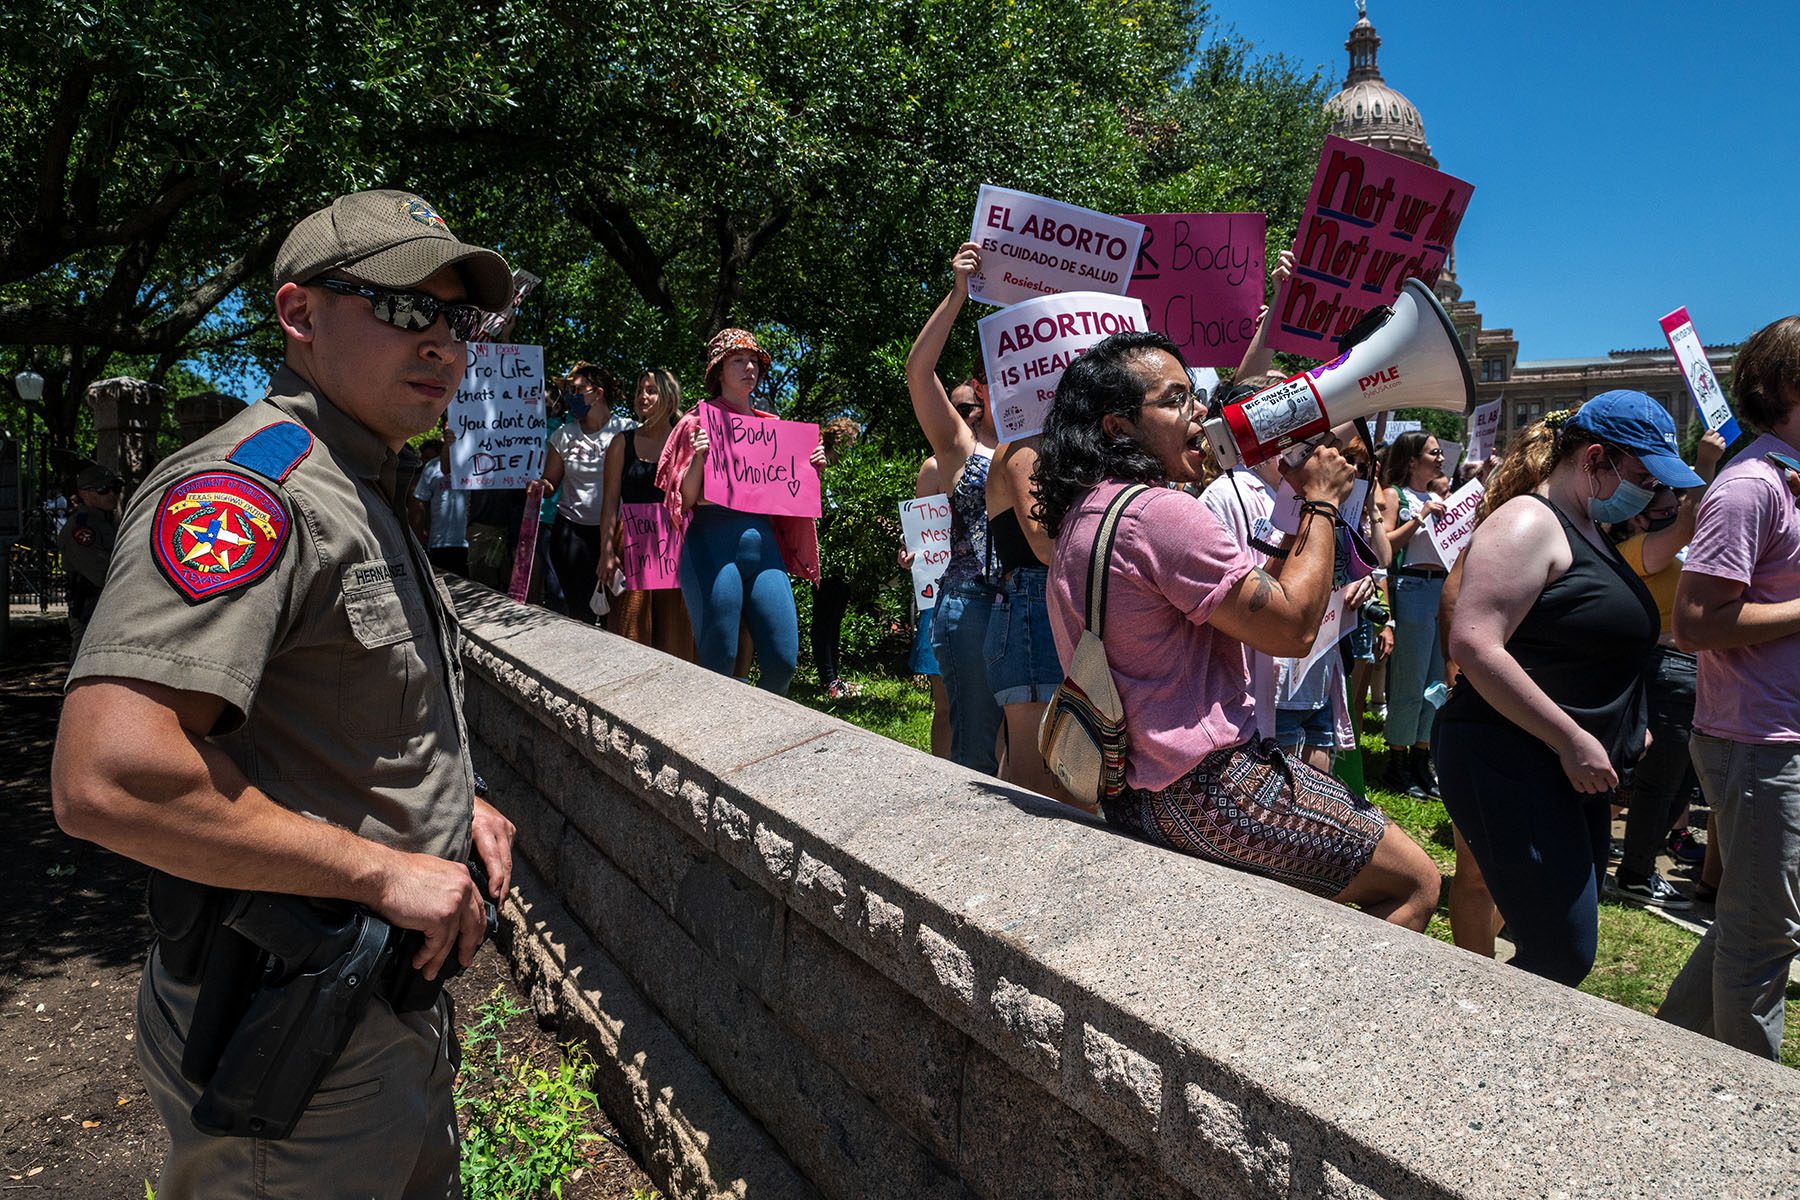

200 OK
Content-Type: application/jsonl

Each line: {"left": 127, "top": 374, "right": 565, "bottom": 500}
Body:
{"left": 151, "top": 471, "right": 293, "bottom": 604}
{"left": 72, "top": 525, "right": 96, "bottom": 547}
{"left": 226, "top": 422, "right": 313, "bottom": 483}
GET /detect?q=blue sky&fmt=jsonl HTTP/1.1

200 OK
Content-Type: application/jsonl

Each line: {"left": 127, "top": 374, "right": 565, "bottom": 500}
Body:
{"left": 1211, "top": 0, "right": 1800, "bottom": 359}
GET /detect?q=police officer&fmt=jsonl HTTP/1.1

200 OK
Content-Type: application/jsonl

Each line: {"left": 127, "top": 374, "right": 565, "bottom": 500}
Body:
{"left": 56, "top": 463, "right": 120, "bottom": 655}
{"left": 51, "top": 190, "right": 518, "bottom": 1199}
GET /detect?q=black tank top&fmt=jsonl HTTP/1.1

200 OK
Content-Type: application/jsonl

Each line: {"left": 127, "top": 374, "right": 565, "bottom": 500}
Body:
{"left": 619, "top": 430, "right": 663, "bottom": 505}
{"left": 987, "top": 508, "right": 1042, "bottom": 574}
{"left": 1441, "top": 494, "right": 1658, "bottom": 765}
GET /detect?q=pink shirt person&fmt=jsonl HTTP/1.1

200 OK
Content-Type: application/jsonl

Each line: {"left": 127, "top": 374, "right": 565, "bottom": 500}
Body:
{"left": 1047, "top": 482, "right": 1256, "bottom": 791}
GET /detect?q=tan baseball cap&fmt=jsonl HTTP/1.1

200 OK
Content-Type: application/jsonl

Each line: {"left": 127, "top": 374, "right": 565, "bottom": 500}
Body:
{"left": 273, "top": 189, "right": 514, "bottom": 311}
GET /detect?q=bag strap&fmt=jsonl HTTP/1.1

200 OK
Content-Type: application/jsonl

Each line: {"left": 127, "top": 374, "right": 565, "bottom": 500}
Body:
{"left": 1083, "top": 484, "right": 1148, "bottom": 639}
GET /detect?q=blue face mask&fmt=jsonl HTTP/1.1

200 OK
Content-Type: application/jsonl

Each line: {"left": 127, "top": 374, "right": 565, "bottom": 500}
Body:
{"left": 1588, "top": 455, "right": 1655, "bottom": 524}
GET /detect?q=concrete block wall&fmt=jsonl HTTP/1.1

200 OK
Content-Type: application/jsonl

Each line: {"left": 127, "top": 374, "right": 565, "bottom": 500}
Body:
{"left": 450, "top": 581, "right": 1800, "bottom": 1199}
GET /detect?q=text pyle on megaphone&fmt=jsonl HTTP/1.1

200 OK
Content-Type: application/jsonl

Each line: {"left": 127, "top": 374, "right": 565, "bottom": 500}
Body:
{"left": 1202, "top": 277, "right": 1476, "bottom": 469}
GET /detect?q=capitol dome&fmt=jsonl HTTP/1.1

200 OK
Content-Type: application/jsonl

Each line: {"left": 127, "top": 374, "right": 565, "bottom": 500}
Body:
{"left": 1323, "top": 7, "right": 1436, "bottom": 168}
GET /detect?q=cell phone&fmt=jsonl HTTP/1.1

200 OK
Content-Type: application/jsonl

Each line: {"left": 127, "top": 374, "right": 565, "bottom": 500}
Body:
{"left": 1767, "top": 451, "right": 1800, "bottom": 475}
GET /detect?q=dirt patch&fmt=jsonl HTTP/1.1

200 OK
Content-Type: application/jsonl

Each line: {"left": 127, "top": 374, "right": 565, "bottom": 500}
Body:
{"left": 0, "top": 618, "right": 654, "bottom": 1198}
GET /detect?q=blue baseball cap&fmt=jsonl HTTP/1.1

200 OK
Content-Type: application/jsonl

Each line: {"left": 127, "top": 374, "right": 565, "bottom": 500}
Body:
{"left": 1568, "top": 390, "right": 1704, "bottom": 489}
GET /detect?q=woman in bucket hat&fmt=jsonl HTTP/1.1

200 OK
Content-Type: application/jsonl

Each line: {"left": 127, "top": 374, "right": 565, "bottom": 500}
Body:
{"left": 655, "top": 329, "right": 824, "bottom": 693}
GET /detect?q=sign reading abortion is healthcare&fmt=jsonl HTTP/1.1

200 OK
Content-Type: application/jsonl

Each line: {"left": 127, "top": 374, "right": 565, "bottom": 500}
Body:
{"left": 978, "top": 292, "right": 1148, "bottom": 442}
{"left": 967, "top": 185, "right": 1144, "bottom": 308}
{"left": 1270, "top": 136, "right": 1473, "bottom": 359}
{"left": 1121, "top": 212, "right": 1266, "bottom": 368}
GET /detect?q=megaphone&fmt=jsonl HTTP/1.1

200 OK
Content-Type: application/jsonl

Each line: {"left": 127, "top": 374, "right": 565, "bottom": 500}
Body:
{"left": 1203, "top": 277, "right": 1475, "bottom": 469}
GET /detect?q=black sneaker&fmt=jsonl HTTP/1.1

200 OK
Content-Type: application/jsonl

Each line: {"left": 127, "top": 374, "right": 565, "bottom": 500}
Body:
{"left": 1667, "top": 828, "right": 1706, "bottom": 866}
{"left": 1611, "top": 870, "right": 1693, "bottom": 911}
{"left": 1410, "top": 747, "right": 1441, "bottom": 799}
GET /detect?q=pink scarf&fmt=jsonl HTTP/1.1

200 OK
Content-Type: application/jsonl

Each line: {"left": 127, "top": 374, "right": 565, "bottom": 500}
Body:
{"left": 655, "top": 400, "right": 821, "bottom": 583}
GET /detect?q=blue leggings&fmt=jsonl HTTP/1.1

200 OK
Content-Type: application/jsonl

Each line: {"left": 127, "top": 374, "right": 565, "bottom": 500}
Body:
{"left": 677, "top": 506, "right": 799, "bottom": 694}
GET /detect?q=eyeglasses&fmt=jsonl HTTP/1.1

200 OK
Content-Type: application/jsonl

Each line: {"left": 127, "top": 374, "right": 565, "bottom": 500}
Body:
{"left": 308, "top": 277, "right": 489, "bottom": 342}
{"left": 1145, "top": 386, "right": 1199, "bottom": 418}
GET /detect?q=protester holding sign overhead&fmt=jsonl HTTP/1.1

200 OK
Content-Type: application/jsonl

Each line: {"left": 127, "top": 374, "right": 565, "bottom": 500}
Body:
{"left": 1437, "top": 393, "right": 1699, "bottom": 988}
{"left": 656, "top": 328, "right": 823, "bottom": 695}
{"left": 1377, "top": 430, "right": 1449, "bottom": 798}
{"left": 596, "top": 369, "right": 696, "bottom": 659}
{"left": 907, "top": 243, "right": 1004, "bottom": 773}
{"left": 529, "top": 363, "right": 635, "bottom": 624}
{"left": 1034, "top": 330, "right": 1438, "bottom": 927}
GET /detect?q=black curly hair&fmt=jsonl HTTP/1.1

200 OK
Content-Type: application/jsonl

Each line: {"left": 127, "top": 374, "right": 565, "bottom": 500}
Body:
{"left": 1031, "top": 330, "right": 1188, "bottom": 538}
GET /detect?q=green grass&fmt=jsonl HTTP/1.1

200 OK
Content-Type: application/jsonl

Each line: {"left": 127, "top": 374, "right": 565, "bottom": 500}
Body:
{"left": 794, "top": 675, "right": 1800, "bottom": 1068}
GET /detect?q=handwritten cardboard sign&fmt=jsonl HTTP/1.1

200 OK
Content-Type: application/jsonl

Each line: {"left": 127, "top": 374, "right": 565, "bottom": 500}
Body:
{"left": 1423, "top": 477, "right": 1484, "bottom": 570}
{"left": 968, "top": 185, "right": 1145, "bottom": 308}
{"left": 1660, "top": 306, "right": 1742, "bottom": 444}
{"left": 1270, "top": 136, "right": 1473, "bottom": 359}
{"left": 1467, "top": 399, "right": 1502, "bottom": 463}
{"left": 1120, "top": 212, "right": 1266, "bottom": 368}
{"left": 978, "top": 292, "right": 1149, "bottom": 441}
{"left": 620, "top": 502, "right": 682, "bottom": 590}
{"left": 699, "top": 403, "right": 822, "bottom": 518}
{"left": 899, "top": 493, "right": 953, "bottom": 610}
{"left": 451, "top": 343, "right": 547, "bottom": 490}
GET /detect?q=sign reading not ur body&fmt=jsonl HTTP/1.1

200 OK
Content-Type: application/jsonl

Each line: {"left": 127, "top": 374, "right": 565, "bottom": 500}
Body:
{"left": 450, "top": 342, "right": 547, "bottom": 490}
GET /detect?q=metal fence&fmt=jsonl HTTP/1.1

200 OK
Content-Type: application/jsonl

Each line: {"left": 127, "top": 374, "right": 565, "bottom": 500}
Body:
{"left": 2, "top": 432, "right": 67, "bottom": 610}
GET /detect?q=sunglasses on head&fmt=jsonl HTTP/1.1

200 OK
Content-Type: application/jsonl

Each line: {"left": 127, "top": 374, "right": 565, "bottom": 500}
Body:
{"left": 308, "top": 277, "right": 489, "bottom": 342}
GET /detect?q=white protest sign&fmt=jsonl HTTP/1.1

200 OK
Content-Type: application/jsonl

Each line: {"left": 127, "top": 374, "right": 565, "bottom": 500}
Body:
{"left": 1383, "top": 418, "right": 1422, "bottom": 439}
{"left": 1272, "top": 478, "right": 1369, "bottom": 537}
{"left": 1424, "top": 477, "right": 1484, "bottom": 570}
{"left": 899, "top": 493, "right": 953, "bottom": 610}
{"left": 449, "top": 343, "right": 547, "bottom": 490}
{"left": 1468, "top": 399, "right": 1502, "bottom": 463}
{"left": 1292, "top": 585, "right": 1354, "bottom": 682}
{"left": 1660, "top": 306, "right": 1742, "bottom": 443}
{"left": 968, "top": 185, "right": 1145, "bottom": 308}
{"left": 1436, "top": 439, "right": 1463, "bottom": 477}
{"left": 1188, "top": 366, "right": 1221, "bottom": 408}
{"left": 978, "top": 292, "right": 1148, "bottom": 442}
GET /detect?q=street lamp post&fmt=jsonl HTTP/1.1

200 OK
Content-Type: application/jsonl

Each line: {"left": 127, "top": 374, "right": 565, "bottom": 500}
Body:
{"left": 3, "top": 369, "right": 46, "bottom": 655}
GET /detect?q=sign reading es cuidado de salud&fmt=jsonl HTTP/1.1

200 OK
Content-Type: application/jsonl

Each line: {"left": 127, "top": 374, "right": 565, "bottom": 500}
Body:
{"left": 967, "top": 185, "right": 1145, "bottom": 308}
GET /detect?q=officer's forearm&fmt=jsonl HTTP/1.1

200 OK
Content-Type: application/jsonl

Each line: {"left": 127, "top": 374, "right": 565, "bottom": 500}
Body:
{"left": 52, "top": 678, "right": 397, "bottom": 908}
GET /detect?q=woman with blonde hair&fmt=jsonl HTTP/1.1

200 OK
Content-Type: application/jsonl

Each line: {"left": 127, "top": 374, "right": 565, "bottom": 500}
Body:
{"left": 598, "top": 368, "right": 695, "bottom": 657}
{"left": 1436, "top": 392, "right": 1701, "bottom": 985}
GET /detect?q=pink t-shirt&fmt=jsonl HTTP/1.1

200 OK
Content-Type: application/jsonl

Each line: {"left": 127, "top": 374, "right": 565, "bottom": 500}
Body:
{"left": 1047, "top": 482, "right": 1257, "bottom": 791}
{"left": 1685, "top": 433, "right": 1800, "bottom": 743}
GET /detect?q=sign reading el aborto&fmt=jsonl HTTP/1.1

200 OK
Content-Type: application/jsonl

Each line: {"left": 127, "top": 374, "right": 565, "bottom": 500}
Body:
{"left": 620, "top": 502, "right": 682, "bottom": 590}
{"left": 1467, "top": 398, "right": 1502, "bottom": 463}
{"left": 1660, "top": 306, "right": 1742, "bottom": 444}
{"left": 1269, "top": 135, "right": 1474, "bottom": 359}
{"left": 899, "top": 494, "right": 952, "bottom": 610}
{"left": 1120, "top": 212, "right": 1267, "bottom": 368}
{"left": 699, "top": 402, "right": 823, "bottom": 518}
{"left": 978, "top": 292, "right": 1150, "bottom": 441}
{"left": 450, "top": 342, "right": 547, "bottom": 490}
{"left": 967, "top": 185, "right": 1145, "bottom": 307}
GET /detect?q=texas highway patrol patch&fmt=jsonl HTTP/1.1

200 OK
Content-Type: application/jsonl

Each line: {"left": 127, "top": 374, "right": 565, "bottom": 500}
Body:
{"left": 151, "top": 471, "right": 291, "bottom": 603}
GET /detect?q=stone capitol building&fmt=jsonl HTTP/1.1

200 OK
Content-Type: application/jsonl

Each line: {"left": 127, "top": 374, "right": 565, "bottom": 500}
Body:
{"left": 1322, "top": 4, "right": 1736, "bottom": 448}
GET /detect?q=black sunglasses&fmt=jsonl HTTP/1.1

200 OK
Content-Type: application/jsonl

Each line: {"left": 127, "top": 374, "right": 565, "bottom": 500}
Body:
{"left": 308, "top": 277, "right": 488, "bottom": 342}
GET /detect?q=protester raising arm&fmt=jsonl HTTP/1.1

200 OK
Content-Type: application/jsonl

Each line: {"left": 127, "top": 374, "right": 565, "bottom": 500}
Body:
{"left": 1230, "top": 249, "right": 1295, "bottom": 383}
{"left": 907, "top": 242, "right": 990, "bottom": 489}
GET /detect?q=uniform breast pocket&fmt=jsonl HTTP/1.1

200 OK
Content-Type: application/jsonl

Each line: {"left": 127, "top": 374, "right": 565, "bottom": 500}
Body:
{"left": 340, "top": 565, "right": 435, "bottom": 738}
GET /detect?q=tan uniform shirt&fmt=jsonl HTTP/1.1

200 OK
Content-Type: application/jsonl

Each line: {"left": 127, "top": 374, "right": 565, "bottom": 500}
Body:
{"left": 69, "top": 366, "right": 473, "bottom": 863}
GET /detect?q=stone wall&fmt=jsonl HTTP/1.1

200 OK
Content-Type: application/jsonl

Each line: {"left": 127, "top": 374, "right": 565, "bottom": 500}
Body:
{"left": 451, "top": 581, "right": 1800, "bottom": 1200}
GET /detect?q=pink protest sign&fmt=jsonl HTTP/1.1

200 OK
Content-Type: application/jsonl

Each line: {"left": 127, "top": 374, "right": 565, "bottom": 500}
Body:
{"left": 619, "top": 502, "right": 682, "bottom": 590}
{"left": 700, "top": 402, "right": 823, "bottom": 518}
{"left": 1270, "top": 136, "right": 1473, "bottom": 359}
{"left": 1120, "top": 213, "right": 1266, "bottom": 368}
{"left": 506, "top": 504, "right": 539, "bottom": 603}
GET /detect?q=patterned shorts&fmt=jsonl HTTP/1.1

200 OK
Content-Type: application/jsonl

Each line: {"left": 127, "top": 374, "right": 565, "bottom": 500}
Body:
{"left": 1105, "top": 738, "right": 1387, "bottom": 897}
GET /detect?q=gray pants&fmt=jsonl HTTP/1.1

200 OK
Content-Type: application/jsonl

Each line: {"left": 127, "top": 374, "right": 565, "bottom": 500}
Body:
{"left": 136, "top": 947, "right": 460, "bottom": 1198}
{"left": 1658, "top": 733, "right": 1800, "bottom": 1059}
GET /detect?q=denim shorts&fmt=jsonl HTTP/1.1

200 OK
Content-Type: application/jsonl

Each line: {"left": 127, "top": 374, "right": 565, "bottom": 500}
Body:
{"left": 984, "top": 566, "right": 1064, "bottom": 705}
{"left": 909, "top": 605, "right": 941, "bottom": 676}
{"left": 1275, "top": 703, "right": 1335, "bottom": 749}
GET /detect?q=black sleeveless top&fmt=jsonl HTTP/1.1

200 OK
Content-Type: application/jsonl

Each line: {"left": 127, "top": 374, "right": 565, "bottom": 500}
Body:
{"left": 619, "top": 429, "right": 664, "bottom": 505}
{"left": 1441, "top": 494, "right": 1658, "bottom": 766}
{"left": 987, "top": 508, "right": 1043, "bottom": 574}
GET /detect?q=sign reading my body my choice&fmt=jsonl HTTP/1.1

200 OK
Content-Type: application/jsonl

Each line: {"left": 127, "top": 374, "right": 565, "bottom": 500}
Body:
{"left": 1270, "top": 135, "right": 1474, "bottom": 359}
{"left": 450, "top": 343, "right": 547, "bottom": 490}
{"left": 978, "top": 292, "right": 1149, "bottom": 442}
{"left": 699, "top": 402, "right": 822, "bottom": 518}
{"left": 1121, "top": 212, "right": 1267, "bottom": 368}
{"left": 967, "top": 185, "right": 1145, "bottom": 308}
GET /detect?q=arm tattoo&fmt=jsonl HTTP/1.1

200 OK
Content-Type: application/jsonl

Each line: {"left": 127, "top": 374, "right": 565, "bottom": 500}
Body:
{"left": 1245, "top": 567, "right": 1276, "bottom": 613}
